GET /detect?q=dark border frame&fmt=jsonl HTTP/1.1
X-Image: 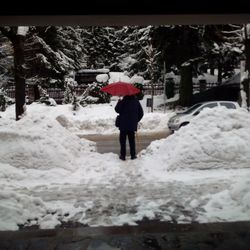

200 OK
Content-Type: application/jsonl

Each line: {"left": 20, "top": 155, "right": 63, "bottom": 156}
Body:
{"left": 1, "top": 14, "right": 250, "bottom": 26}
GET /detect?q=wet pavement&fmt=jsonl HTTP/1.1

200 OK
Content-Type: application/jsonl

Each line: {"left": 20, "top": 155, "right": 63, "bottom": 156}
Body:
{"left": 1, "top": 221, "right": 250, "bottom": 249}
{"left": 79, "top": 131, "right": 170, "bottom": 155}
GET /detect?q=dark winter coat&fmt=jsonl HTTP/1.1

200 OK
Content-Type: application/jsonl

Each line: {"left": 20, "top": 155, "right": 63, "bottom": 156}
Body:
{"left": 115, "top": 95, "right": 144, "bottom": 131}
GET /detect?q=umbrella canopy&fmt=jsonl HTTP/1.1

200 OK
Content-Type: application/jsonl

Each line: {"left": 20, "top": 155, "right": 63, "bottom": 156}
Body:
{"left": 100, "top": 81, "right": 140, "bottom": 96}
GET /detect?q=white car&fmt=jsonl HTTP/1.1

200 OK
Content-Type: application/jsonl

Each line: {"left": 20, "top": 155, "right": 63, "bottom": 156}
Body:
{"left": 168, "top": 101, "right": 240, "bottom": 131}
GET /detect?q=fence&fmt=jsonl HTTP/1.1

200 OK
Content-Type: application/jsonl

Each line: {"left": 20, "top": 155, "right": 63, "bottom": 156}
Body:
{"left": 174, "top": 82, "right": 219, "bottom": 94}
{"left": 5, "top": 85, "right": 89, "bottom": 104}
{"left": 5, "top": 82, "right": 220, "bottom": 103}
{"left": 143, "top": 83, "right": 164, "bottom": 95}
{"left": 142, "top": 82, "right": 219, "bottom": 95}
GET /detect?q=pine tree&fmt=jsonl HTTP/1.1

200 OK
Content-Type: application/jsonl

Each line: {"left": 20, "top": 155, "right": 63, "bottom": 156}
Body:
{"left": 24, "top": 26, "right": 86, "bottom": 84}
{"left": 0, "top": 34, "right": 14, "bottom": 87}
{"left": 117, "top": 26, "right": 160, "bottom": 80}
{"left": 202, "top": 24, "right": 243, "bottom": 82}
{"left": 80, "top": 26, "right": 121, "bottom": 70}
{"left": 144, "top": 41, "right": 161, "bottom": 112}
{"left": 63, "top": 75, "right": 78, "bottom": 104}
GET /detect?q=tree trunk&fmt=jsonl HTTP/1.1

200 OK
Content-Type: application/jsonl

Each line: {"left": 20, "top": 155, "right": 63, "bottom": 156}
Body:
{"left": 13, "top": 35, "right": 26, "bottom": 120}
{"left": 151, "top": 81, "right": 154, "bottom": 112}
{"left": 178, "top": 27, "right": 193, "bottom": 107}
{"left": 245, "top": 39, "right": 250, "bottom": 72}
{"left": 217, "top": 60, "right": 222, "bottom": 84}
{"left": 33, "top": 85, "right": 40, "bottom": 101}
{"left": 179, "top": 64, "right": 193, "bottom": 107}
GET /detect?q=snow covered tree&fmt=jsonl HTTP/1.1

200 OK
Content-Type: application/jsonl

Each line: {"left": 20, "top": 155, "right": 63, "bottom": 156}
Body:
{"left": 79, "top": 82, "right": 110, "bottom": 106}
{"left": 38, "top": 85, "right": 56, "bottom": 106}
{"left": 79, "top": 73, "right": 110, "bottom": 106}
{"left": 0, "top": 34, "right": 14, "bottom": 87}
{"left": 0, "top": 88, "right": 13, "bottom": 111}
{"left": 0, "top": 89, "right": 7, "bottom": 111}
{"left": 152, "top": 24, "right": 243, "bottom": 106}
{"left": 64, "top": 74, "right": 81, "bottom": 112}
{"left": 24, "top": 26, "right": 86, "bottom": 86}
{"left": 201, "top": 24, "right": 243, "bottom": 83}
{"left": 242, "top": 24, "right": 250, "bottom": 107}
{"left": 144, "top": 41, "right": 161, "bottom": 112}
{"left": 117, "top": 26, "right": 161, "bottom": 81}
{"left": 148, "top": 26, "right": 201, "bottom": 107}
{"left": 0, "top": 25, "right": 244, "bottom": 111}
{"left": 63, "top": 74, "right": 78, "bottom": 106}
{"left": 130, "top": 75, "right": 145, "bottom": 100}
{"left": 0, "top": 26, "right": 29, "bottom": 120}
{"left": 79, "top": 27, "right": 121, "bottom": 70}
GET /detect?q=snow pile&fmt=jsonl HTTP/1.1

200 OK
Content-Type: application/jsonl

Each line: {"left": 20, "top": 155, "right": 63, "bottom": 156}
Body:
{"left": 199, "top": 177, "right": 250, "bottom": 222}
{"left": 108, "top": 72, "right": 131, "bottom": 83}
{"left": 141, "top": 107, "right": 250, "bottom": 172}
{"left": 130, "top": 74, "right": 144, "bottom": 84}
{"left": 0, "top": 99, "right": 170, "bottom": 136}
{"left": 59, "top": 103, "right": 118, "bottom": 135}
{"left": 96, "top": 73, "right": 109, "bottom": 83}
{"left": 0, "top": 110, "right": 94, "bottom": 171}
{"left": 138, "top": 112, "right": 170, "bottom": 132}
{"left": 0, "top": 190, "right": 47, "bottom": 230}
{"left": 1, "top": 101, "right": 250, "bottom": 231}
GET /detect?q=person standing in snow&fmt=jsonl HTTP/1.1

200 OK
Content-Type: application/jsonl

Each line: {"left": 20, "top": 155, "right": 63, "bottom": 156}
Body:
{"left": 115, "top": 95, "right": 144, "bottom": 160}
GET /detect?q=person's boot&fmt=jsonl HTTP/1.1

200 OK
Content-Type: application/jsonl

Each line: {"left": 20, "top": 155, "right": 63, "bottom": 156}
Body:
{"left": 119, "top": 155, "right": 126, "bottom": 161}
{"left": 131, "top": 155, "right": 137, "bottom": 160}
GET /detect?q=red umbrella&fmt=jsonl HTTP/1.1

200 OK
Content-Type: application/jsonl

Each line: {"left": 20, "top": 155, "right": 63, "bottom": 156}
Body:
{"left": 100, "top": 81, "right": 140, "bottom": 96}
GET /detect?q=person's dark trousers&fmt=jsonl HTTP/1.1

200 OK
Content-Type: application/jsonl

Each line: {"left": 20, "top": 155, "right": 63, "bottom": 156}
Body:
{"left": 119, "top": 130, "right": 136, "bottom": 159}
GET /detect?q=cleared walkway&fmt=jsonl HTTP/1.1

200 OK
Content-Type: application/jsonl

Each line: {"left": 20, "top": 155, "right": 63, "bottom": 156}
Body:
{"left": 79, "top": 130, "right": 170, "bottom": 155}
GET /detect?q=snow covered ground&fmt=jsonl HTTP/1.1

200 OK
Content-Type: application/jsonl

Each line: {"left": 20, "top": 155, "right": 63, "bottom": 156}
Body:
{"left": 0, "top": 95, "right": 250, "bottom": 231}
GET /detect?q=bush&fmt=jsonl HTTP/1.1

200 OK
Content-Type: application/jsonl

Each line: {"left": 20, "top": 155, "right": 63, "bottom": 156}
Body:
{"left": 38, "top": 86, "right": 57, "bottom": 106}
{"left": 79, "top": 82, "right": 111, "bottom": 106}
{"left": 0, "top": 88, "right": 14, "bottom": 111}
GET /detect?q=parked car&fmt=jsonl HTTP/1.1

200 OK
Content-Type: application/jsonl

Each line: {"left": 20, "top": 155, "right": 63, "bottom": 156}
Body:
{"left": 168, "top": 101, "right": 240, "bottom": 132}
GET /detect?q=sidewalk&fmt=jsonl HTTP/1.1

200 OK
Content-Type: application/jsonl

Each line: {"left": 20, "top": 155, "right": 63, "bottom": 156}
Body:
{"left": 79, "top": 130, "right": 170, "bottom": 155}
{"left": 1, "top": 220, "right": 250, "bottom": 249}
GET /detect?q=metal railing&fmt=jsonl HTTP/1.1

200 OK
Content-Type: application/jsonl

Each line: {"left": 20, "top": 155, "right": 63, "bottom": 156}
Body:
{"left": 5, "top": 85, "right": 89, "bottom": 103}
{"left": 5, "top": 82, "right": 220, "bottom": 103}
{"left": 143, "top": 82, "right": 220, "bottom": 95}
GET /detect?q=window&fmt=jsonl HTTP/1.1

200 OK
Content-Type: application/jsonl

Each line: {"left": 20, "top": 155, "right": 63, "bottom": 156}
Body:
{"left": 199, "top": 103, "right": 218, "bottom": 111}
{"left": 220, "top": 102, "right": 236, "bottom": 109}
{"left": 182, "top": 103, "right": 203, "bottom": 114}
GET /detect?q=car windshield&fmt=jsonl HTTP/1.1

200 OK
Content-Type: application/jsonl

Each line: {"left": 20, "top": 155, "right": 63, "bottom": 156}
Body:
{"left": 181, "top": 103, "right": 203, "bottom": 114}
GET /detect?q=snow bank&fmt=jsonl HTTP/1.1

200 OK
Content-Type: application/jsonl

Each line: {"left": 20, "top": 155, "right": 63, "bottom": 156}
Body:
{"left": 141, "top": 107, "right": 250, "bottom": 172}
{"left": 0, "top": 106, "right": 95, "bottom": 171}
{"left": 199, "top": 177, "right": 250, "bottom": 222}
{"left": 1, "top": 101, "right": 250, "bottom": 231}
{"left": 0, "top": 190, "right": 47, "bottom": 230}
